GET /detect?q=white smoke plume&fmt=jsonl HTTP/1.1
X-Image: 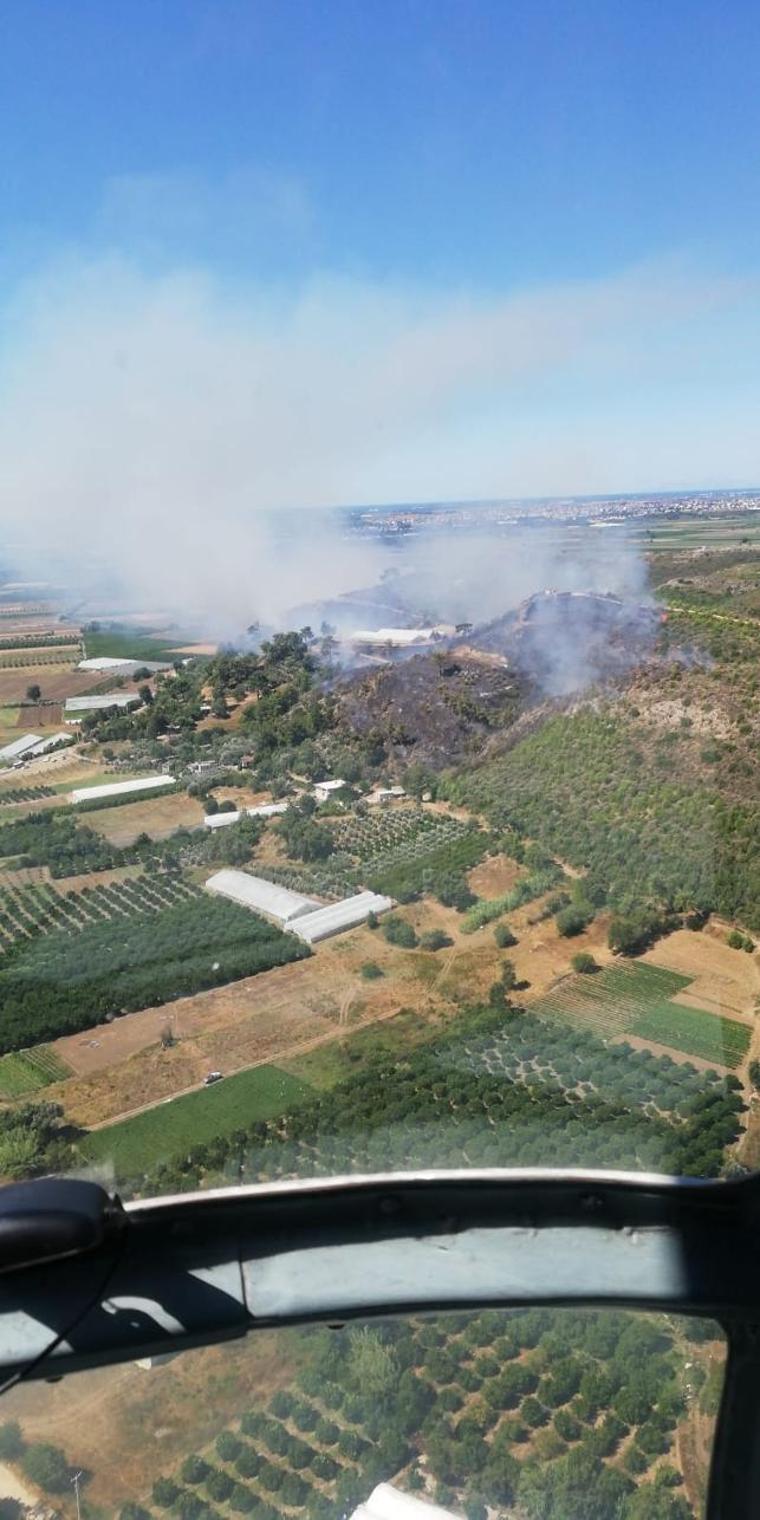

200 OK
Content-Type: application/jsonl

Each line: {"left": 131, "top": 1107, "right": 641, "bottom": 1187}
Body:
{"left": 0, "top": 252, "right": 754, "bottom": 636}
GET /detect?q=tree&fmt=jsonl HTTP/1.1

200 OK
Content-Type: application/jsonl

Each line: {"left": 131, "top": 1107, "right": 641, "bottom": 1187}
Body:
{"left": 556, "top": 904, "right": 592, "bottom": 937}
{"left": 181, "top": 1454, "right": 210, "bottom": 1484}
{"left": 749, "top": 1059, "right": 760, "bottom": 1090}
{"left": 21, "top": 1443, "right": 70, "bottom": 1493}
{"left": 152, "top": 1478, "right": 180, "bottom": 1508}
{"left": 571, "top": 951, "right": 598, "bottom": 974}
{"left": 500, "top": 959, "right": 517, "bottom": 990}
{"left": 25, "top": 684, "right": 41, "bottom": 702}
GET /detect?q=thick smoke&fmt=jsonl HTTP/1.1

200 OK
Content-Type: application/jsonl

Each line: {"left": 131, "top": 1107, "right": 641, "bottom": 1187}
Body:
{"left": 0, "top": 254, "right": 685, "bottom": 643}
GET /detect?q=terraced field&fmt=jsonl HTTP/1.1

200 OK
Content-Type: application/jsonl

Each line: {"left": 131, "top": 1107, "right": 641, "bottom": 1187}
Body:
{"left": 530, "top": 962, "right": 750, "bottom": 1068}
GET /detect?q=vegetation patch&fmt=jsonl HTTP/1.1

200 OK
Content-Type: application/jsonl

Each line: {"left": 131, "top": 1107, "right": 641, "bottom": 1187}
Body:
{"left": 0, "top": 894, "right": 309, "bottom": 1052}
{"left": 0, "top": 1046, "right": 70, "bottom": 1097}
{"left": 80, "top": 1064, "right": 311, "bottom": 1174}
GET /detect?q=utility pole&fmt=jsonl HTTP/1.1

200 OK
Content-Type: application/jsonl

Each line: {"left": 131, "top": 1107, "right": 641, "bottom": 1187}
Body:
{"left": 71, "top": 1469, "right": 82, "bottom": 1520}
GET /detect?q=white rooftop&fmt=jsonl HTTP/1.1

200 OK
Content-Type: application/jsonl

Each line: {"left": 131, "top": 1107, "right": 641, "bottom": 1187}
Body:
{"left": 26, "top": 731, "right": 73, "bottom": 757}
{"left": 65, "top": 692, "right": 140, "bottom": 714}
{"left": 287, "top": 890, "right": 393, "bottom": 944}
{"left": 313, "top": 778, "right": 346, "bottom": 793}
{"left": 78, "top": 656, "right": 170, "bottom": 672}
{"left": 349, "top": 627, "right": 434, "bottom": 646}
{"left": 70, "top": 775, "right": 175, "bottom": 804}
{"left": 0, "top": 733, "right": 42, "bottom": 762}
{"left": 351, "top": 1484, "right": 459, "bottom": 1520}
{"left": 205, "top": 869, "right": 321, "bottom": 925}
{"left": 203, "top": 802, "right": 288, "bottom": 829}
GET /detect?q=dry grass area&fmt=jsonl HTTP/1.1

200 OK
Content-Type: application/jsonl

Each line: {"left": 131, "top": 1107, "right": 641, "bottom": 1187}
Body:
{"left": 47, "top": 887, "right": 622, "bottom": 1130}
{"left": 0, "top": 666, "right": 103, "bottom": 705}
{"left": 86, "top": 791, "right": 205, "bottom": 844}
{"left": 2, "top": 1331, "right": 301, "bottom": 1514}
{"left": 643, "top": 925, "right": 759, "bottom": 1021}
{"left": 467, "top": 851, "right": 524, "bottom": 898}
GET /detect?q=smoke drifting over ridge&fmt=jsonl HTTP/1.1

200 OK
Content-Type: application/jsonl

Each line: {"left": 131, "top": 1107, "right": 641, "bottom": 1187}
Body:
{"left": 0, "top": 255, "right": 664, "bottom": 641}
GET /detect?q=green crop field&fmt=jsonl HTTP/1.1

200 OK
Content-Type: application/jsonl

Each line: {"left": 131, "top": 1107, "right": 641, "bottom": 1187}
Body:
{"left": 80, "top": 1064, "right": 312, "bottom": 1174}
{"left": 530, "top": 962, "right": 750, "bottom": 1067}
{"left": 631, "top": 1005, "right": 751, "bottom": 1066}
{"left": 0, "top": 1045, "right": 71, "bottom": 1097}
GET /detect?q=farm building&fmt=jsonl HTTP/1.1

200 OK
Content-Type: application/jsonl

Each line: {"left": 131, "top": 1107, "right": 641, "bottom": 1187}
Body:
{"left": 287, "top": 891, "right": 393, "bottom": 944}
{"left": 70, "top": 774, "right": 176, "bottom": 804}
{"left": 351, "top": 1484, "right": 458, "bottom": 1520}
{"left": 25, "top": 731, "right": 73, "bottom": 759}
{"left": 205, "top": 869, "right": 321, "bottom": 925}
{"left": 202, "top": 802, "right": 288, "bottom": 829}
{"left": 366, "top": 785, "right": 406, "bottom": 805}
{"left": 313, "top": 778, "right": 346, "bottom": 803}
{"left": 78, "top": 656, "right": 171, "bottom": 674}
{"left": 64, "top": 692, "right": 141, "bottom": 722}
{"left": 0, "top": 733, "right": 44, "bottom": 764}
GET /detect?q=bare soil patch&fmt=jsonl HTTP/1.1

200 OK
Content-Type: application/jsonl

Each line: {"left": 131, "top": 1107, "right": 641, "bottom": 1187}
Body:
{"left": 0, "top": 666, "right": 104, "bottom": 705}
{"left": 2, "top": 1331, "right": 299, "bottom": 1513}
{"left": 86, "top": 791, "right": 204, "bottom": 844}
{"left": 643, "top": 928, "right": 760, "bottom": 1020}
{"left": 467, "top": 852, "right": 524, "bottom": 898}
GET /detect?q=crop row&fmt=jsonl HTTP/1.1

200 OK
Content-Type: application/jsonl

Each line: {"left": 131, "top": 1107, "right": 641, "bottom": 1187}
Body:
{"left": 0, "top": 785, "right": 55, "bottom": 803}
{"left": 0, "top": 874, "right": 200, "bottom": 949}
{"left": 0, "top": 1045, "right": 70, "bottom": 1097}
{"left": 529, "top": 963, "right": 747, "bottom": 1068}
{"left": 331, "top": 808, "right": 471, "bottom": 863}
{"left": 632, "top": 1007, "right": 751, "bottom": 1067}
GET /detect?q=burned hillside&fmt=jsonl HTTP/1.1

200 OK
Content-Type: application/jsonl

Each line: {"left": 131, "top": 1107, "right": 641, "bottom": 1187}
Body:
{"left": 334, "top": 650, "right": 525, "bottom": 770}
{"left": 474, "top": 589, "right": 663, "bottom": 695}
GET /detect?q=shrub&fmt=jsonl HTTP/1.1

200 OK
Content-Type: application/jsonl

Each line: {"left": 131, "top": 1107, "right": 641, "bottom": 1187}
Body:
{"left": 420, "top": 929, "right": 453, "bottom": 952}
{"left": 21, "top": 1444, "right": 70, "bottom": 1494}
{"left": 383, "top": 916, "right": 419, "bottom": 949}
{"left": 727, "top": 929, "right": 745, "bottom": 949}
{"left": 0, "top": 1424, "right": 23, "bottom": 1461}
{"left": 623, "top": 1445, "right": 650, "bottom": 1475}
{"left": 360, "top": 961, "right": 384, "bottom": 980}
{"left": 571, "top": 952, "right": 598, "bottom": 974}
{"left": 494, "top": 923, "right": 517, "bottom": 948}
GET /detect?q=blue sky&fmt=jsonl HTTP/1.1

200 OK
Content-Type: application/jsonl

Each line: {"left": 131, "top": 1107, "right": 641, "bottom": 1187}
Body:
{"left": 0, "top": 0, "right": 759, "bottom": 525}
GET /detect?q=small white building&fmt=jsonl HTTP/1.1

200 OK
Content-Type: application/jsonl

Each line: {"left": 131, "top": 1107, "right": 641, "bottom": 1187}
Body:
{"left": 287, "top": 891, "right": 393, "bottom": 944}
{"left": 204, "top": 869, "right": 321, "bottom": 925}
{"left": 64, "top": 693, "right": 141, "bottom": 722}
{"left": 313, "top": 778, "right": 346, "bottom": 804}
{"left": 70, "top": 775, "right": 175, "bottom": 805}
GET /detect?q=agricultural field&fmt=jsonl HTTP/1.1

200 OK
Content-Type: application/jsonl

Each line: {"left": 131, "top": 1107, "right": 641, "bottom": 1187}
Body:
{"left": 85, "top": 790, "right": 205, "bottom": 844}
{"left": 330, "top": 808, "right": 491, "bottom": 900}
{"left": 0, "top": 784, "right": 55, "bottom": 804}
{"left": 0, "top": 884, "right": 309, "bottom": 1052}
{"left": 80, "top": 1063, "right": 311, "bottom": 1174}
{"left": 0, "top": 667, "right": 104, "bottom": 706}
{"left": 0, "top": 874, "right": 200, "bottom": 951}
{"left": 143, "top": 1307, "right": 716, "bottom": 1520}
{"left": 0, "top": 1045, "right": 70, "bottom": 1098}
{"left": 529, "top": 962, "right": 751, "bottom": 1068}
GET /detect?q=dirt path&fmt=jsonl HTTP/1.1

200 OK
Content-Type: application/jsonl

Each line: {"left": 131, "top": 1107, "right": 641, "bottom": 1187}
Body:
{"left": 0, "top": 1462, "right": 40, "bottom": 1505}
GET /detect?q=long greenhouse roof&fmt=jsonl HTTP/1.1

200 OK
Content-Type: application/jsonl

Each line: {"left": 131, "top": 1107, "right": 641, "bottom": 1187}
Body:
{"left": 204, "top": 869, "right": 322, "bottom": 924}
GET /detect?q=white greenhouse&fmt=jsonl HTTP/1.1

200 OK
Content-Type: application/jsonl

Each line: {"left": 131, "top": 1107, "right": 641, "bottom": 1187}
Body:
{"left": 64, "top": 693, "right": 140, "bottom": 721}
{"left": 203, "top": 802, "right": 288, "bottom": 830}
{"left": 350, "top": 1484, "right": 458, "bottom": 1520}
{"left": 287, "top": 891, "right": 393, "bottom": 945}
{"left": 204, "top": 869, "right": 321, "bottom": 925}
{"left": 70, "top": 775, "right": 176, "bottom": 804}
